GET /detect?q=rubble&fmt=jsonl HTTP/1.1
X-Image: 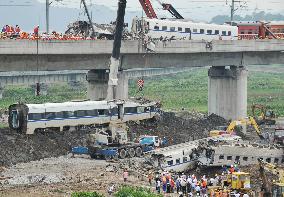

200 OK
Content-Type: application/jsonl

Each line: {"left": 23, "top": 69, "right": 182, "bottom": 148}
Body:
{"left": 128, "top": 111, "right": 227, "bottom": 145}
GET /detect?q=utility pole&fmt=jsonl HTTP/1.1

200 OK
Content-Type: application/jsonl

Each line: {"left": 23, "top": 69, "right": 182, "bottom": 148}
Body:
{"left": 46, "top": 0, "right": 49, "bottom": 34}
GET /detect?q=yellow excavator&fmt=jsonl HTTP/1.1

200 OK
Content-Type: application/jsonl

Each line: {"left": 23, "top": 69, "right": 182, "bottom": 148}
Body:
{"left": 210, "top": 117, "right": 263, "bottom": 139}
{"left": 258, "top": 158, "right": 284, "bottom": 197}
{"left": 251, "top": 104, "right": 276, "bottom": 125}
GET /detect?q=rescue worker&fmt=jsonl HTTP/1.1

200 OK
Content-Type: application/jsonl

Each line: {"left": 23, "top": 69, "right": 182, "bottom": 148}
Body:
{"left": 123, "top": 169, "right": 128, "bottom": 182}
{"left": 15, "top": 25, "right": 21, "bottom": 37}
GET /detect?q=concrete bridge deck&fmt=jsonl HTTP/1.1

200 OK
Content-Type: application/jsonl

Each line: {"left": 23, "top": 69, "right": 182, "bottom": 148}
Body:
{"left": 0, "top": 40, "right": 283, "bottom": 71}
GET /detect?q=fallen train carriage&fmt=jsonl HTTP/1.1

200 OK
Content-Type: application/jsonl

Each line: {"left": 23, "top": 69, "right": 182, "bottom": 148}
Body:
{"left": 9, "top": 100, "right": 159, "bottom": 134}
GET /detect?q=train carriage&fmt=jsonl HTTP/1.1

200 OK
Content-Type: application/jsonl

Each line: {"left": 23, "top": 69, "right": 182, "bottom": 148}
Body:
{"left": 133, "top": 18, "right": 238, "bottom": 41}
{"left": 9, "top": 100, "right": 159, "bottom": 134}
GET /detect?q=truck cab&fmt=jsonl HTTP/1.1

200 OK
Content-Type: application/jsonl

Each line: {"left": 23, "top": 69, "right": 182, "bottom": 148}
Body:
{"left": 139, "top": 135, "right": 160, "bottom": 147}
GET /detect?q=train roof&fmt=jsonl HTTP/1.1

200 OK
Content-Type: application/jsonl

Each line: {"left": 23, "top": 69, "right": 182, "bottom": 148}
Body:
{"left": 146, "top": 18, "right": 235, "bottom": 28}
{"left": 23, "top": 99, "right": 157, "bottom": 113}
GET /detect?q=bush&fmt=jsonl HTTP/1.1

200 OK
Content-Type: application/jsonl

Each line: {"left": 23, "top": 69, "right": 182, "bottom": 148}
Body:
{"left": 71, "top": 191, "right": 104, "bottom": 197}
{"left": 115, "top": 186, "right": 162, "bottom": 197}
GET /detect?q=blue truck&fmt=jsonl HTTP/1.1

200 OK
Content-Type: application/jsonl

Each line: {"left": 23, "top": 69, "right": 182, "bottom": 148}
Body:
{"left": 71, "top": 125, "right": 159, "bottom": 160}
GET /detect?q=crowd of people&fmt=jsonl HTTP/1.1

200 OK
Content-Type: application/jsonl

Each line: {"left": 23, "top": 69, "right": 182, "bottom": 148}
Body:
{"left": 148, "top": 164, "right": 251, "bottom": 197}
{"left": 0, "top": 24, "right": 96, "bottom": 40}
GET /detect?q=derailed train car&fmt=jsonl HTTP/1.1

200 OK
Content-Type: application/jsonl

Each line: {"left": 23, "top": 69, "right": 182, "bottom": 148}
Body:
{"left": 8, "top": 100, "right": 159, "bottom": 134}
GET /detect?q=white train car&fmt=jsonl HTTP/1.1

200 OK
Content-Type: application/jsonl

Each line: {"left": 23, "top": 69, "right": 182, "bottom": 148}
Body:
{"left": 8, "top": 100, "right": 159, "bottom": 134}
{"left": 134, "top": 18, "right": 238, "bottom": 41}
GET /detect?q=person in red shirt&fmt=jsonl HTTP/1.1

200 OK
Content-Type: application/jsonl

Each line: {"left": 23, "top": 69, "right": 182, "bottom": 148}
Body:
{"left": 34, "top": 25, "right": 39, "bottom": 37}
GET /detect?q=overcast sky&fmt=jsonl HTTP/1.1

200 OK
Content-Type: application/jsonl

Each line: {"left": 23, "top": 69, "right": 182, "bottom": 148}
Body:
{"left": 34, "top": 0, "right": 284, "bottom": 21}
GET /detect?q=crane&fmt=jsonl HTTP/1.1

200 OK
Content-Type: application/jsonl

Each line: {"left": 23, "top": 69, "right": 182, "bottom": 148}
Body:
{"left": 138, "top": 0, "right": 184, "bottom": 19}
{"left": 258, "top": 158, "right": 284, "bottom": 197}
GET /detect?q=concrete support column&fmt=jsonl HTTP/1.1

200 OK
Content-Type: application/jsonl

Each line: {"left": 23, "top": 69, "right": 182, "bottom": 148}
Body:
{"left": 86, "top": 69, "right": 129, "bottom": 101}
{"left": 116, "top": 72, "right": 129, "bottom": 100}
{"left": 87, "top": 69, "right": 109, "bottom": 101}
{"left": 208, "top": 66, "right": 248, "bottom": 120}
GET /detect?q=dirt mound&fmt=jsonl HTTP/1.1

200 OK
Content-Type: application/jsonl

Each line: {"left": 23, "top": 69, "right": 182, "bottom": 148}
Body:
{"left": 0, "top": 111, "right": 226, "bottom": 167}
{"left": 0, "top": 129, "right": 90, "bottom": 166}
{"left": 128, "top": 112, "right": 227, "bottom": 145}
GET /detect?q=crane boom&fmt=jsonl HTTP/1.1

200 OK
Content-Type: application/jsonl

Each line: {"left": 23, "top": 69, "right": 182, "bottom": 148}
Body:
{"left": 161, "top": 3, "right": 184, "bottom": 19}
{"left": 139, "top": 0, "right": 157, "bottom": 19}
{"left": 81, "top": 0, "right": 96, "bottom": 38}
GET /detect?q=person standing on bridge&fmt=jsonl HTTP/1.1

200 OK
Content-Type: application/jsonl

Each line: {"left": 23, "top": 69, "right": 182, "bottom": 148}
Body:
{"left": 34, "top": 25, "right": 39, "bottom": 38}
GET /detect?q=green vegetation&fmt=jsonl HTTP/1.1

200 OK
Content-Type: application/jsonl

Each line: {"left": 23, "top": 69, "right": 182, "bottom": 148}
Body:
{"left": 0, "top": 84, "right": 86, "bottom": 111}
{"left": 70, "top": 186, "right": 161, "bottom": 197}
{"left": 71, "top": 192, "right": 104, "bottom": 197}
{"left": 0, "top": 66, "right": 283, "bottom": 117}
{"left": 114, "top": 186, "right": 162, "bottom": 197}
{"left": 129, "top": 67, "right": 284, "bottom": 116}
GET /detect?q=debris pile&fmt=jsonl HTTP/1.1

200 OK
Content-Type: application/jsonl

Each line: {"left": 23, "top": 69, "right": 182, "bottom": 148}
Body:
{"left": 128, "top": 112, "right": 227, "bottom": 145}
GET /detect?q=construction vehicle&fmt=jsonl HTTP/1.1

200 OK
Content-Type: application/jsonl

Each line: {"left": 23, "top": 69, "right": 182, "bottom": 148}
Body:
{"left": 209, "top": 117, "right": 264, "bottom": 139}
{"left": 251, "top": 104, "right": 276, "bottom": 125}
{"left": 139, "top": 0, "right": 184, "bottom": 19}
{"left": 223, "top": 172, "right": 251, "bottom": 191}
{"left": 72, "top": 123, "right": 155, "bottom": 160}
{"left": 258, "top": 158, "right": 284, "bottom": 197}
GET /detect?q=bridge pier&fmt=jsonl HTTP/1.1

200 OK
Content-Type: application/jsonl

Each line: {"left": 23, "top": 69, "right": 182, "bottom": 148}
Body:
{"left": 87, "top": 69, "right": 128, "bottom": 101}
{"left": 208, "top": 66, "right": 248, "bottom": 120}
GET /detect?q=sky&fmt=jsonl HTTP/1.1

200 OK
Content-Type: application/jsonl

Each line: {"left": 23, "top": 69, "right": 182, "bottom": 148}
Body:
{"left": 35, "top": 0, "right": 284, "bottom": 20}
{"left": 1, "top": 0, "right": 283, "bottom": 32}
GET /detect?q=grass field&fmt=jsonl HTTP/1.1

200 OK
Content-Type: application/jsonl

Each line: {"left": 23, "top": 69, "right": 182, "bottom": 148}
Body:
{"left": 0, "top": 65, "right": 283, "bottom": 116}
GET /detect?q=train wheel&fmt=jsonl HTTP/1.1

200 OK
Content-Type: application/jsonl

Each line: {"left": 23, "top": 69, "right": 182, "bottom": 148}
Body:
{"left": 135, "top": 147, "right": 143, "bottom": 157}
{"left": 119, "top": 149, "right": 126, "bottom": 159}
{"left": 128, "top": 148, "right": 135, "bottom": 158}
{"left": 105, "top": 154, "right": 112, "bottom": 160}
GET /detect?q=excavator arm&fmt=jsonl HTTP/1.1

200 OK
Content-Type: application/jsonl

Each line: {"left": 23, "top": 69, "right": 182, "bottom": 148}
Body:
{"left": 161, "top": 3, "right": 184, "bottom": 19}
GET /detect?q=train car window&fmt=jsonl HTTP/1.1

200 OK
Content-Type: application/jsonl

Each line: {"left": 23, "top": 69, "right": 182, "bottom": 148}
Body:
{"left": 98, "top": 109, "right": 109, "bottom": 116}
{"left": 215, "top": 30, "right": 219, "bottom": 35}
{"left": 63, "top": 111, "right": 74, "bottom": 118}
{"left": 75, "top": 110, "right": 86, "bottom": 117}
{"left": 200, "top": 29, "right": 204, "bottom": 34}
{"left": 243, "top": 157, "right": 248, "bottom": 161}
{"left": 162, "top": 26, "right": 167, "bottom": 31}
{"left": 274, "top": 158, "right": 279, "bottom": 164}
{"left": 28, "top": 113, "right": 43, "bottom": 120}
{"left": 185, "top": 28, "right": 191, "bottom": 33}
{"left": 176, "top": 159, "right": 180, "bottom": 164}
{"left": 193, "top": 29, "right": 197, "bottom": 33}
{"left": 55, "top": 112, "right": 64, "bottom": 119}
{"left": 124, "top": 107, "right": 137, "bottom": 114}
{"left": 248, "top": 32, "right": 252, "bottom": 34}
{"left": 170, "top": 27, "right": 175, "bottom": 31}
{"left": 241, "top": 31, "right": 244, "bottom": 34}
{"left": 85, "top": 109, "right": 98, "bottom": 116}
{"left": 222, "top": 31, "right": 226, "bottom": 36}
{"left": 167, "top": 160, "right": 173, "bottom": 166}
{"left": 219, "top": 155, "right": 224, "bottom": 160}
{"left": 207, "top": 30, "right": 212, "bottom": 34}
{"left": 45, "top": 112, "right": 55, "bottom": 120}
{"left": 178, "top": 27, "right": 182, "bottom": 31}
{"left": 150, "top": 106, "right": 155, "bottom": 112}
{"left": 183, "top": 157, "right": 188, "bottom": 163}
{"left": 154, "top": 26, "right": 159, "bottom": 30}
{"left": 227, "top": 156, "right": 232, "bottom": 160}
{"left": 228, "top": 31, "right": 231, "bottom": 36}
{"left": 266, "top": 158, "right": 271, "bottom": 163}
